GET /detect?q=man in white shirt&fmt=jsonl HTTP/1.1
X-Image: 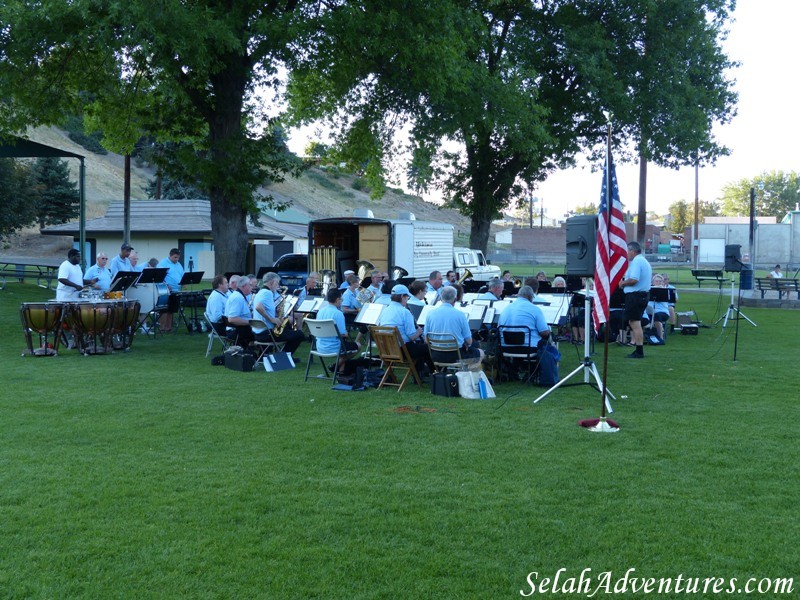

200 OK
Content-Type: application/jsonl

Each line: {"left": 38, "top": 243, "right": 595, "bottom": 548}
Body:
{"left": 56, "top": 249, "right": 95, "bottom": 301}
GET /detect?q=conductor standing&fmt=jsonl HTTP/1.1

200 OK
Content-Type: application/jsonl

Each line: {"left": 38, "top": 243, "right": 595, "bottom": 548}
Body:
{"left": 619, "top": 241, "right": 652, "bottom": 359}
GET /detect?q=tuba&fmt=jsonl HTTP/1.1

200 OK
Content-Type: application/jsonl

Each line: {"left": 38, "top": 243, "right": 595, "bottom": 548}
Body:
{"left": 356, "top": 259, "right": 376, "bottom": 283}
{"left": 390, "top": 265, "right": 409, "bottom": 281}
{"left": 320, "top": 269, "right": 337, "bottom": 296}
{"left": 457, "top": 268, "right": 472, "bottom": 285}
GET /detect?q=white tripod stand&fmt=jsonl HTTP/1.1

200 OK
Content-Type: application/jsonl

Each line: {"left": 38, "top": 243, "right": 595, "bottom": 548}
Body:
{"left": 715, "top": 277, "right": 757, "bottom": 328}
{"left": 533, "top": 282, "right": 614, "bottom": 414}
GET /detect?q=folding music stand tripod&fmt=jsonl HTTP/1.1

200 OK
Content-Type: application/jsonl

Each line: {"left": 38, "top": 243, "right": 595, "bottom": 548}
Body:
{"left": 533, "top": 283, "right": 614, "bottom": 414}
{"left": 177, "top": 271, "right": 205, "bottom": 333}
{"left": 715, "top": 276, "right": 757, "bottom": 328}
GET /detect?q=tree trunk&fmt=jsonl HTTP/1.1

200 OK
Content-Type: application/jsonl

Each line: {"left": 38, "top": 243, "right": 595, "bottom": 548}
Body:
{"left": 211, "top": 193, "right": 248, "bottom": 274}
{"left": 637, "top": 151, "right": 648, "bottom": 244}
{"left": 469, "top": 214, "right": 491, "bottom": 254}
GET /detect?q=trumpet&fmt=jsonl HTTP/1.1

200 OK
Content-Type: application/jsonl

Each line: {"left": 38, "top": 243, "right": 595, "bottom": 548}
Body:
{"left": 457, "top": 268, "right": 472, "bottom": 284}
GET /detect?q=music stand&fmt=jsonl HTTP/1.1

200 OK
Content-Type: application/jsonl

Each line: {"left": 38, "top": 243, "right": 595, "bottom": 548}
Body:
{"left": 132, "top": 268, "right": 168, "bottom": 335}
{"left": 110, "top": 271, "right": 141, "bottom": 294}
{"left": 178, "top": 271, "right": 205, "bottom": 333}
{"left": 137, "top": 267, "right": 168, "bottom": 284}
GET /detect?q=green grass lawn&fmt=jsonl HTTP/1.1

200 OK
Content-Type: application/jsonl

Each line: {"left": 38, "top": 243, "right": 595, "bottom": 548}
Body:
{"left": 1, "top": 283, "right": 797, "bottom": 598}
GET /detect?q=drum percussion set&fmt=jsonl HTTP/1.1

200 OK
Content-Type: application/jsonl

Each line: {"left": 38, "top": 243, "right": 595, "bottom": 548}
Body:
{"left": 20, "top": 296, "right": 141, "bottom": 356}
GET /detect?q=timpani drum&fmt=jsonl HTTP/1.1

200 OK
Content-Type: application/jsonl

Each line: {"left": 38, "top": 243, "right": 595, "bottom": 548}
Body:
{"left": 110, "top": 300, "right": 141, "bottom": 350}
{"left": 70, "top": 301, "right": 116, "bottom": 354}
{"left": 20, "top": 302, "right": 66, "bottom": 356}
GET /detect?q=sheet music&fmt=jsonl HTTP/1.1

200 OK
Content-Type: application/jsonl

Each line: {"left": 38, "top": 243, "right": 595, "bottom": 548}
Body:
{"left": 462, "top": 293, "right": 480, "bottom": 304}
{"left": 483, "top": 307, "right": 496, "bottom": 324}
{"left": 473, "top": 299, "right": 493, "bottom": 307}
{"left": 492, "top": 299, "right": 513, "bottom": 315}
{"left": 297, "top": 297, "right": 324, "bottom": 313}
{"left": 355, "top": 302, "right": 384, "bottom": 325}
{"left": 416, "top": 304, "right": 435, "bottom": 326}
{"left": 284, "top": 295, "right": 299, "bottom": 314}
{"left": 539, "top": 301, "right": 571, "bottom": 326}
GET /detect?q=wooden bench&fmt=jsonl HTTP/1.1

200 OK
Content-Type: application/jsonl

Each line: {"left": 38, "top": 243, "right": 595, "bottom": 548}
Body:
{"left": 755, "top": 277, "right": 800, "bottom": 300}
{"left": 0, "top": 261, "right": 59, "bottom": 290}
{"left": 691, "top": 269, "right": 725, "bottom": 288}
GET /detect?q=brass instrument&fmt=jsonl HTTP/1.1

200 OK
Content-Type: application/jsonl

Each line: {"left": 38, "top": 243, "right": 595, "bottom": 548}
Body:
{"left": 273, "top": 287, "right": 292, "bottom": 337}
{"left": 356, "top": 259, "right": 376, "bottom": 282}
{"left": 390, "top": 265, "right": 409, "bottom": 281}
{"left": 320, "top": 269, "right": 337, "bottom": 296}
{"left": 513, "top": 277, "right": 523, "bottom": 288}
{"left": 457, "top": 268, "right": 473, "bottom": 285}
{"left": 356, "top": 286, "right": 375, "bottom": 305}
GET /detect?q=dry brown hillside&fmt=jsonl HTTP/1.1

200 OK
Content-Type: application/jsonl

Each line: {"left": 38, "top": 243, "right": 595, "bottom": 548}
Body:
{"left": 2, "top": 127, "right": 479, "bottom": 261}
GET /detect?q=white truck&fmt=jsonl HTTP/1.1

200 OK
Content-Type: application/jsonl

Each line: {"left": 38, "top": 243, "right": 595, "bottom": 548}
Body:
{"left": 307, "top": 211, "right": 454, "bottom": 282}
{"left": 453, "top": 247, "right": 501, "bottom": 282}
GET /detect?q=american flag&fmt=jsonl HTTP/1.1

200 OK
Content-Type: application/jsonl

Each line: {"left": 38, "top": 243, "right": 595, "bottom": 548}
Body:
{"left": 592, "top": 151, "right": 627, "bottom": 331}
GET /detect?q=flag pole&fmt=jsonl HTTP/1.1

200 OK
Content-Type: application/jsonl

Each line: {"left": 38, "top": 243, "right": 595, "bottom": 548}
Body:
{"left": 587, "top": 117, "right": 620, "bottom": 433}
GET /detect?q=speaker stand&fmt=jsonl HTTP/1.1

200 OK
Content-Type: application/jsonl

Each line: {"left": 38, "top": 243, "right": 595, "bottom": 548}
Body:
{"left": 715, "top": 278, "right": 756, "bottom": 328}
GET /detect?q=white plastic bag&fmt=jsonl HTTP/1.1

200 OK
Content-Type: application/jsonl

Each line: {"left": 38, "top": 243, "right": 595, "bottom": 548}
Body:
{"left": 455, "top": 371, "right": 495, "bottom": 399}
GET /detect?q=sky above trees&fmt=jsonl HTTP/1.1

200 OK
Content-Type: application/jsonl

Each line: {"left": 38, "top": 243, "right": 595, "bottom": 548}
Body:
{"left": 285, "top": 0, "right": 799, "bottom": 219}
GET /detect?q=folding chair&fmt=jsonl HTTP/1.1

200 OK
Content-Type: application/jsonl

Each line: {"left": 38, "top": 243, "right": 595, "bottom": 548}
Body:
{"left": 497, "top": 325, "right": 539, "bottom": 384}
{"left": 426, "top": 332, "right": 466, "bottom": 373}
{"left": 249, "top": 319, "right": 286, "bottom": 367}
{"left": 303, "top": 318, "right": 344, "bottom": 385}
{"left": 369, "top": 325, "right": 423, "bottom": 392}
{"left": 204, "top": 311, "right": 229, "bottom": 357}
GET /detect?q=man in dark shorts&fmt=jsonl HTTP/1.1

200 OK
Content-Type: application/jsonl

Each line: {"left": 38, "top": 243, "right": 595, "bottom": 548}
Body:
{"left": 619, "top": 241, "right": 652, "bottom": 359}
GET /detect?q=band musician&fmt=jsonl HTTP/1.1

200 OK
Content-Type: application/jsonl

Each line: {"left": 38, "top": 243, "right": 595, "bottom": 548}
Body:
{"left": 224, "top": 276, "right": 254, "bottom": 347}
{"left": 252, "top": 272, "right": 305, "bottom": 357}
{"left": 315, "top": 288, "right": 361, "bottom": 373}
{"left": 424, "top": 286, "right": 483, "bottom": 369}
{"left": 206, "top": 274, "right": 230, "bottom": 335}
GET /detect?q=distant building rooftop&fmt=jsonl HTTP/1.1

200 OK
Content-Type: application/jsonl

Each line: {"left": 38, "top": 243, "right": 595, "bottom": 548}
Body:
{"left": 42, "top": 200, "right": 283, "bottom": 240}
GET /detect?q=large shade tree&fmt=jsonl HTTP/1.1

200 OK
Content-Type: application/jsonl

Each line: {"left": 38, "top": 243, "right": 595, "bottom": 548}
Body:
{"left": 0, "top": 0, "right": 306, "bottom": 273}
{"left": 288, "top": 0, "right": 737, "bottom": 251}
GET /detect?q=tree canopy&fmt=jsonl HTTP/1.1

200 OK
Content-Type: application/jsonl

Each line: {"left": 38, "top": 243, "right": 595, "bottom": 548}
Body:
{"left": 287, "top": 0, "right": 737, "bottom": 251}
{"left": 0, "top": 0, "right": 306, "bottom": 272}
{"left": 720, "top": 171, "right": 800, "bottom": 219}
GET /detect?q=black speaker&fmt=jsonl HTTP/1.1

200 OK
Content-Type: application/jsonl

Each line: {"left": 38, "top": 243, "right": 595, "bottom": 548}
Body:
{"left": 724, "top": 244, "right": 741, "bottom": 272}
{"left": 566, "top": 215, "right": 597, "bottom": 277}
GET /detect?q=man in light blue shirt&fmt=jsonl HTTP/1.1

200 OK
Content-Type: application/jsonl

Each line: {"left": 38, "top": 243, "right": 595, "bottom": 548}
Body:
{"left": 157, "top": 248, "right": 185, "bottom": 292}
{"left": 315, "top": 288, "right": 360, "bottom": 363}
{"left": 377, "top": 283, "right": 432, "bottom": 374}
{"left": 425, "top": 270, "right": 443, "bottom": 300}
{"left": 205, "top": 274, "right": 229, "bottom": 334}
{"left": 84, "top": 252, "right": 112, "bottom": 293}
{"left": 129, "top": 250, "right": 143, "bottom": 272}
{"left": 477, "top": 278, "right": 504, "bottom": 302}
{"left": 109, "top": 242, "right": 133, "bottom": 278}
{"left": 497, "top": 285, "right": 550, "bottom": 348}
{"left": 619, "top": 241, "right": 652, "bottom": 358}
{"left": 424, "top": 286, "right": 482, "bottom": 365}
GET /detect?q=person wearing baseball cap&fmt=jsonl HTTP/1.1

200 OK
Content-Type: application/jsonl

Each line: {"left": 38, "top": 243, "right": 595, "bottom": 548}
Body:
{"left": 110, "top": 242, "right": 134, "bottom": 278}
{"left": 339, "top": 269, "right": 355, "bottom": 290}
{"left": 376, "top": 283, "right": 434, "bottom": 376}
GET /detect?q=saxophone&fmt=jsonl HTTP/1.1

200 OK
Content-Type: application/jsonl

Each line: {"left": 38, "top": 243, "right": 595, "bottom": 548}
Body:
{"left": 273, "top": 287, "right": 291, "bottom": 336}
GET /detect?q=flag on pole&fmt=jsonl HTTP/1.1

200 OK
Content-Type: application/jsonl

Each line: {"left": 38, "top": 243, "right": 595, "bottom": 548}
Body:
{"left": 592, "top": 151, "right": 627, "bottom": 331}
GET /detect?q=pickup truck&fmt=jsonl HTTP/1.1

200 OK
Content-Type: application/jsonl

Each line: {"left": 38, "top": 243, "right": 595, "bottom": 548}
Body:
{"left": 453, "top": 247, "right": 501, "bottom": 282}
